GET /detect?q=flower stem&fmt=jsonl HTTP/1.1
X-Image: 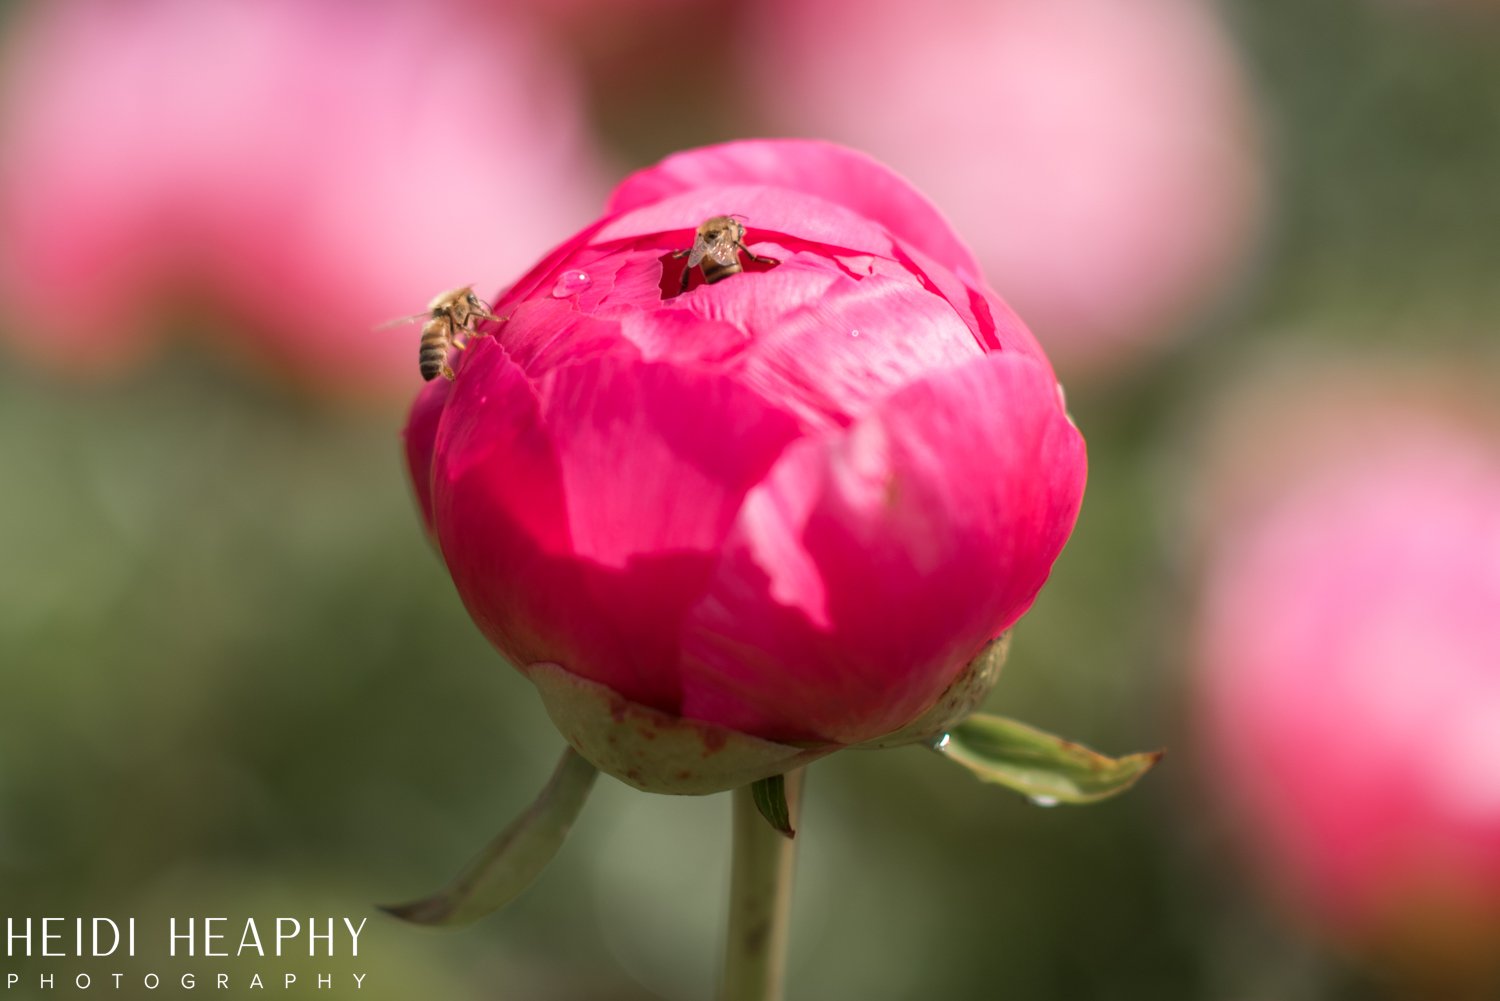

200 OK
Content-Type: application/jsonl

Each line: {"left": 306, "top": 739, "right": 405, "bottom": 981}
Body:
{"left": 719, "top": 769, "right": 805, "bottom": 1001}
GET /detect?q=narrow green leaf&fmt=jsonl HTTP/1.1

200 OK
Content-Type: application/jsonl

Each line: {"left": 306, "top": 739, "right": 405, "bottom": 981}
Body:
{"left": 934, "top": 714, "right": 1163, "bottom": 806}
{"left": 750, "top": 774, "right": 795, "bottom": 838}
{"left": 381, "top": 747, "right": 598, "bottom": 926}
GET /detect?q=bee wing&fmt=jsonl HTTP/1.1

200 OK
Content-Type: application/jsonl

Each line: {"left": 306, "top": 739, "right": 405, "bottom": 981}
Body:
{"left": 374, "top": 310, "right": 427, "bottom": 332}
{"left": 705, "top": 232, "right": 742, "bottom": 267}
{"left": 685, "top": 235, "right": 711, "bottom": 269}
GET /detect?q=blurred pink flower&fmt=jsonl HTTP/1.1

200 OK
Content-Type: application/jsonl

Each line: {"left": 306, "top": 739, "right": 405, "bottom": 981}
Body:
{"left": 404, "top": 140, "right": 1085, "bottom": 785}
{"left": 747, "top": 0, "right": 1265, "bottom": 377}
{"left": 0, "top": 0, "right": 605, "bottom": 395}
{"left": 1197, "top": 378, "right": 1500, "bottom": 972}
{"left": 505, "top": 0, "right": 690, "bottom": 18}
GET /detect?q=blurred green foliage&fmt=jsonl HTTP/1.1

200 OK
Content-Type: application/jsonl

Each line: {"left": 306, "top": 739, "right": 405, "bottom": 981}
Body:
{"left": 1, "top": 0, "right": 1498, "bottom": 998}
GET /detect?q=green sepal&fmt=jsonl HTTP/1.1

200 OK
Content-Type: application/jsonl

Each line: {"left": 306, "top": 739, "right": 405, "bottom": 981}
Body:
{"left": 750, "top": 774, "right": 795, "bottom": 839}
{"left": 934, "top": 713, "right": 1162, "bottom": 805}
{"left": 381, "top": 747, "right": 598, "bottom": 926}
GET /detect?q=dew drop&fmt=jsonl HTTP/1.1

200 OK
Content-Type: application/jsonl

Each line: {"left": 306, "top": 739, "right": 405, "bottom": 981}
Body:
{"left": 551, "top": 270, "right": 592, "bottom": 297}
{"left": 1028, "top": 795, "right": 1060, "bottom": 808}
{"left": 933, "top": 733, "right": 951, "bottom": 751}
{"left": 849, "top": 328, "right": 861, "bottom": 338}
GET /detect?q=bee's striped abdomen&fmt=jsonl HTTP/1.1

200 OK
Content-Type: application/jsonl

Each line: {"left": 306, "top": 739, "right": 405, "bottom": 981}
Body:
{"left": 699, "top": 257, "right": 745, "bottom": 285}
{"left": 419, "top": 315, "right": 454, "bottom": 381}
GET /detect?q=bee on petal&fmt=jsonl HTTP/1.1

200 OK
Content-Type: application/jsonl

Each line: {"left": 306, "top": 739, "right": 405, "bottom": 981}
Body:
{"left": 382, "top": 286, "right": 497, "bottom": 381}
{"left": 674, "top": 216, "right": 778, "bottom": 292}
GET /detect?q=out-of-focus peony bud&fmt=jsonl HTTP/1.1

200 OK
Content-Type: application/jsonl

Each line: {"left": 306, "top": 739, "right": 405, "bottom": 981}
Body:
{"left": 404, "top": 140, "right": 1086, "bottom": 794}
{"left": 0, "top": 0, "right": 604, "bottom": 395}
{"left": 746, "top": 0, "right": 1265, "bottom": 378}
{"left": 1195, "top": 366, "right": 1500, "bottom": 986}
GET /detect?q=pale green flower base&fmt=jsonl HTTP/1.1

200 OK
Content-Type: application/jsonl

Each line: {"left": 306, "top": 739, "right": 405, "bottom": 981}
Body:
{"left": 522, "top": 634, "right": 1011, "bottom": 795}
{"left": 524, "top": 661, "right": 833, "bottom": 795}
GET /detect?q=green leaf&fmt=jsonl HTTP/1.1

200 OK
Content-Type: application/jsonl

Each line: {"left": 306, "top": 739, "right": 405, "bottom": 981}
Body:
{"left": 933, "top": 714, "right": 1163, "bottom": 806}
{"left": 750, "top": 774, "right": 795, "bottom": 838}
{"left": 381, "top": 746, "right": 598, "bottom": 926}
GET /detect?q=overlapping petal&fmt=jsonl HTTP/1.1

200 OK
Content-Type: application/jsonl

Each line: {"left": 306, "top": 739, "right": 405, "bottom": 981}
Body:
{"left": 678, "top": 352, "right": 1085, "bottom": 744}
{"left": 672, "top": 262, "right": 984, "bottom": 431}
{"left": 431, "top": 338, "right": 803, "bottom": 712}
{"left": 402, "top": 376, "right": 453, "bottom": 533}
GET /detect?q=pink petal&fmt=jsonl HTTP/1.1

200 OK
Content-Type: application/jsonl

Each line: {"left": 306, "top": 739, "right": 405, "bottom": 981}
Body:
{"left": 535, "top": 356, "right": 804, "bottom": 713}
{"left": 615, "top": 308, "right": 751, "bottom": 369}
{"left": 607, "top": 138, "right": 982, "bottom": 281}
{"left": 430, "top": 339, "right": 580, "bottom": 670}
{"left": 489, "top": 296, "right": 636, "bottom": 378}
{"left": 671, "top": 261, "right": 985, "bottom": 431}
{"left": 886, "top": 239, "right": 1051, "bottom": 367}
{"left": 679, "top": 351, "right": 1086, "bottom": 744}
{"left": 533, "top": 354, "right": 803, "bottom": 570}
{"left": 402, "top": 376, "right": 453, "bottom": 533}
{"left": 491, "top": 216, "right": 615, "bottom": 316}
{"left": 432, "top": 342, "right": 724, "bottom": 714}
{"left": 434, "top": 338, "right": 804, "bottom": 713}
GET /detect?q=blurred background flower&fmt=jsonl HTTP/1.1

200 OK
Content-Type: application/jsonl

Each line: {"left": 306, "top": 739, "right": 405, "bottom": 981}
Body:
{"left": 0, "top": 0, "right": 1497, "bottom": 998}
{"left": 0, "top": 0, "right": 606, "bottom": 397}
{"left": 1192, "top": 363, "right": 1500, "bottom": 997}
{"left": 745, "top": 0, "right": 1267, "bottom": 379}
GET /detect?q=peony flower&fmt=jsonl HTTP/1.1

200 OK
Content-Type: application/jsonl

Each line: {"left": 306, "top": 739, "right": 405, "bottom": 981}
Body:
{"left": 746, "top": 0, "right": 1265, "bottom": 377}
{"left": 0, "top": 0, "right": 604, "bottom": 395}
{"left": 1196, "top": 370, "right": 1500, "bottom": 979}
{"left": 404, "top": 139, "right": 1086, "bottom": 794}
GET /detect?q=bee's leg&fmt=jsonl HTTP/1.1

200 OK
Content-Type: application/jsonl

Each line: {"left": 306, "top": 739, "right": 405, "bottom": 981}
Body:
{"left": 440, "top": 359, "right": 457, "bottom": 381}
{"left": 740, "top": 243, "right": 780, "bottom": 266}
{"left": 680, "top": 264, "right": 694, "bottom": 293}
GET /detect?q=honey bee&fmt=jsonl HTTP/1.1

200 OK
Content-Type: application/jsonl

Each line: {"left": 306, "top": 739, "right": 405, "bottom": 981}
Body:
{"left": 381, "top": 286, "right": 497, "bottom": 381}
{"left": 673, "top": 215, "right": 778, "bottom": 292}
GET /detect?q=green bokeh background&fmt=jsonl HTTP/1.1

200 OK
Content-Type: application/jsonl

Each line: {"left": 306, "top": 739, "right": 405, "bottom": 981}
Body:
{"left": 2, "top": 1, "right": 1498, "bottom": 998}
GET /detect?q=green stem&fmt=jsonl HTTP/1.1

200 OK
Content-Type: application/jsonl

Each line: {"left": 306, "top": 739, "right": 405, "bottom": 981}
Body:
{"left": 719, "top": 769, "right": 805, "bottom": 1001}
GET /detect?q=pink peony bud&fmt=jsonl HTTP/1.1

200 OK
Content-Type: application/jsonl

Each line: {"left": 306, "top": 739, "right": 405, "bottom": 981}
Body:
{"left": 1196, "top": 371, "right": 1500, "bottom": 980}
{"left": 746, "top": 0, "right": 1266, "bottom": 378}
{"left": 404, "top": 139, "right": 1086, "bottom": 793}
{"left": 0, "top": 0, "right": 604, "bottom": 394}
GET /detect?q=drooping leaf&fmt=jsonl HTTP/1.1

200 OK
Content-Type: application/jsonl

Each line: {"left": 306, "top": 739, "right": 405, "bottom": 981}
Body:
{"left": 934, "top": 714, "right": 1162, "bottom": 805}
{"left": 750, "top": 774, "right": 795, "bottom": 838}
{"left": 381, "top": 746, "right": 598, "bottom": 926}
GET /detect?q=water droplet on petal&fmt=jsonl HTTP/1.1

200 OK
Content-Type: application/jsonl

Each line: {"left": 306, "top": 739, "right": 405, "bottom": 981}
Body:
{"left": 933, "top": 733, "right": 951, "bottom": 751}
{"left": 849, "top": 328, "right": 861, "bottom": 338}
{"left": 1028, "top": 795, "right": 1060, "bottom": 808}
{"left": 550, "top": 270, "right": 592, "bottom": 297}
